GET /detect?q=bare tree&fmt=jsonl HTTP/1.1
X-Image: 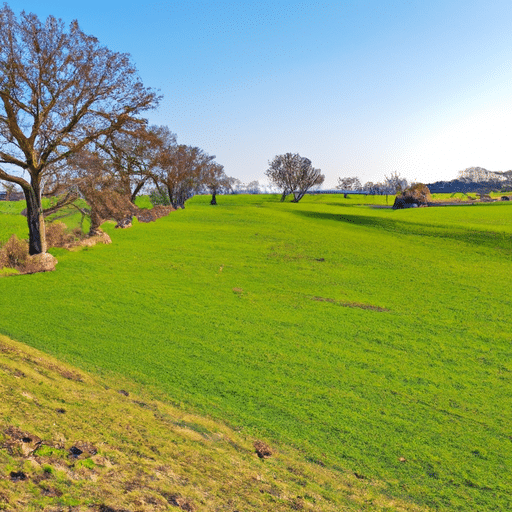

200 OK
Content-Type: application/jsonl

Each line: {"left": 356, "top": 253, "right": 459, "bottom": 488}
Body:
{"left": 1, "top": 180, "right": 18, "bottom": 200}
{"left": 153, "top": 144, "right": 214, "bottom": 209}
{"left": 265, "top": 153, "right": 324, "bottom": 202}
{"left": 245, "top": 180, "right": 261, "bottom": 194}
{"left": 384, "top": 172, "right": 409, "bottom": 194}
{"left": 39, "top": 123, "right": 167, "bottom": 225}
{"left": 65, "top": 149, "right": 131, "bottom": 235}
{"left": 265, "top": 153, "right": 296, "bottom": 201}
{"left": 0, "top": 6, "right": 159, "bottom": 254}
{"left": 94, "top": 124, "right": 171, "bottom": 203}
{"left": 201, "top": 161, "right": 228, "bottom": 205}
{"left": 363, "top": 181, "right": 376, "bottom": 194}
{"left": 336, "top": 176, "right": 362, "bottom": 191}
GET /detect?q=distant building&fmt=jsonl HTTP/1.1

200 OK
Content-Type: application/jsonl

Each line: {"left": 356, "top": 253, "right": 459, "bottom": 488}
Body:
{"left": 0, "top": 191, "right": 24, "bottom": 201}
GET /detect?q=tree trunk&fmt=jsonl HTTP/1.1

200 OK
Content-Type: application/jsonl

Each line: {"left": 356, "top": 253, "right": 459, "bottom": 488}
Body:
{"left": 210, "top": 191, "right": 217, "bottom": 205}
{"left": 88, "top": 207, "right": 103, "bottom": 236}
{"left": 291, "top": 193, "right": 304, "bottom": 203}
{"left": 130, "top": 179, "right": 147, "bottom": 203}
{"left": 22, "top": 182, "right": 46, "bottom": 255}
{"left": 280, "top": 191, "right": 287, "bottom": 202}
{"left": 166, "top": 184, "right": 178, "bottom": 209}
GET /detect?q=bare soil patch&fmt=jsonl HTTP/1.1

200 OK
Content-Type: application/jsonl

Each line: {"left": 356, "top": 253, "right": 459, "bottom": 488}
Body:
{"left": 312, "top": 296, "right": 389, "bottom": 312}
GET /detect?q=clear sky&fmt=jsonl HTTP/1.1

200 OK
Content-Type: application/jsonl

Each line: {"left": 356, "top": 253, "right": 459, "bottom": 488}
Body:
{"left": 8, "top": 0, "right": 512, "bottom": 187}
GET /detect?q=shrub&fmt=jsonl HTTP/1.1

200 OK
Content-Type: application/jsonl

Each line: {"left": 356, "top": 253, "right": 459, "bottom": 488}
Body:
{"left": 393, "top": 183, "right": 431, "bottom": 209}
{"left": 0, "top": 234, "right": 58, "bottom": 274}
{"left": 45, "top": 221, "right": 82, "bottom": 248}
{"left": 0, "top": 234, "right": 29, "bottom": 269}
{"left": 403, "top": 183, "right": 431, "bottom": 203}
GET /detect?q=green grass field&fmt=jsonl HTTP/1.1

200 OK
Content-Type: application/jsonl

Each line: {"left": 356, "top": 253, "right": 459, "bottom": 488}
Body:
{"left": 1, "top": 193, "right": 511, "bottom": 510}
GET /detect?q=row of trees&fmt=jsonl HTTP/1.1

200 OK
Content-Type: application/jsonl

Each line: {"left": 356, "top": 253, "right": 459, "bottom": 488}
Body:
{"left": 427, "top": 167, "right": 512, "bottom": 194}
{"left": 336, "top": 172, "right": 409, "bottom": 195}
{"left": 50, "top": 124, "right": 229, "bottom": 232}
{"left": 0, "top": 5, "right": 228, "bottom": 254}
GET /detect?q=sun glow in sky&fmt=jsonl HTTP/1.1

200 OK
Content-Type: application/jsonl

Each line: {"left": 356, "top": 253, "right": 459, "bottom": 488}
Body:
{"left": 8, "top": 0, "right": 512, "bottom": 187}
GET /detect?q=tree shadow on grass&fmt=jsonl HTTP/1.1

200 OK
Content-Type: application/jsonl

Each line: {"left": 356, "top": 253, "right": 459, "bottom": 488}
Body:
{"left": 291, "top": 209, "right": 512, "bottom": 254}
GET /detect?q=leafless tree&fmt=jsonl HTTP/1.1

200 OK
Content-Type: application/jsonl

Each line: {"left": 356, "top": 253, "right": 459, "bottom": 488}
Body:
{"left": 153, "top": 144, "right": 214, "bottom": 209}
{"left": 363, "top": 181, "right": 377, "bottom": 194}
{"left": 265, "top": 153, "right": 324, "bottom": 202}
{"left": 201, "top": 161, "right": 228, "bottom": 205}
{"left": 226, "top": 178, "right": 261, "bottom": 195}
{"left": 1, "top": 180, "right": 18, "bottom": 200}
{"left": 336, "top": 176, "right": 362, "bottom": 191}
{"left": 94, "top": 124, "right": 170, "bottom": 203}
{"left": 40, "top": 123, "right": 167, "bottom": 224}
{"left": 65, "top": 149, "right": 130, "bottom": 234}
{"left": 384, "top": 172, "right": 409, "bottom": 194}
{"left": 0, "top": 6, "right": 159, "bottom": 253}
{"left": 245, "top": 180, "right": 261, "bottom": 194}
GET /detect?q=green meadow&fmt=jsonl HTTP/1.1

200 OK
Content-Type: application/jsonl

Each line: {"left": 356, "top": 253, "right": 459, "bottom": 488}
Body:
{"left": 1, "top": 194, "right": 511, "bottom": 511}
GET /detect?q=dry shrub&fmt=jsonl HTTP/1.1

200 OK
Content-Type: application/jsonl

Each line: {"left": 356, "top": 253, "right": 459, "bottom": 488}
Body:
{"left": 393, "top": 183, "right": 431, "bottom": 209}
{"left": 0, "top": 235, "right": 57, "bottom": 274}
{"left": 71, "top": 226, "right": 85, "bottom": 238}
{"left": 254, "top": 440, "right": 273, "bottom": 459}
{"left": 0, "top": 235, "right": 29, "bottom": 269}
{"left": 403, "top": 183, "right": 431, "bottom": 203}
{"left": 45, "top": 221, "right": 83, "bottom": 248}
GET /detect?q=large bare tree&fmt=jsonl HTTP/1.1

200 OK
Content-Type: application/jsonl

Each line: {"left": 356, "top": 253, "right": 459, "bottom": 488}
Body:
{"left": 0, "top": 6, "right": 159, "bottom": 254}
{"left": 265, "top": 153, "right": 324, "bottom": 202}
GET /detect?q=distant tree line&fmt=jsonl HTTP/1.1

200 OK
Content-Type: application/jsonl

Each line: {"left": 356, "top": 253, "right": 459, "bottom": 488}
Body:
{"left": 336, "top": 167, "right": 512, "bottom": 196}
{"left": 336, "top": 172, "right": 409, "bottom": 195}
{"left": 427, "top": 167, "right": 512, "bottom": 194}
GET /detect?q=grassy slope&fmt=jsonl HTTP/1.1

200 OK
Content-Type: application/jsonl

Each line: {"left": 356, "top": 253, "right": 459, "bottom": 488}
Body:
{"left": 1, "top": 334, "right": 414, "bottom": 512}
{"left": 1, "top": 194, "right": 511, "bottom": 510}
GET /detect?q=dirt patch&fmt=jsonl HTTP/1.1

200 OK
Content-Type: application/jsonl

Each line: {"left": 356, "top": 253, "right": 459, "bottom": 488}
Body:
{"left": 97, "top": 506, "right": 132, "bottom": 512}
{"left": 312, "top": 296, "right": 389, "bottom": 312}
{"left": 42, "top": 361, "right": 84, "bottom": 381}
{"left": 340, "top": 301, "right": 389, "bottom": 312}
{"left": 10, "top": 470, "right": 28, "bottom": 482}
{"left": 40, "top": 485, "right": 63, "bottom": 497}
{"left": 254, "top": 440, "right": 273, "bottom": 459}
{"left": 3, "top": 426, "right": 42, "bottom": 456}
{"left": 312, "top": 296, "right": 336, "bottom": 304}
{"left": 163, "top": 493, "right": 195, "bottom": 511}
{"left": 67, "top": 231, "right": 112, "bottom": 249}
{"left": 0, "top": 363, "right": 25, "bottom": 377}
{"left": 0, "top": 340, "right": 17, "bottom": 354}
{"left": 290, "top": 497, "right": 306, "bottom": 510}
{"left": 69, "top": 441, "right": 98, "bottom": 459}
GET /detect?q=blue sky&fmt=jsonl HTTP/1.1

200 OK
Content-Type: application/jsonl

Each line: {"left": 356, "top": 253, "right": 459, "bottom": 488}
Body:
{"left": 8, "top": 0, "right": 512, "bottom": 187}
